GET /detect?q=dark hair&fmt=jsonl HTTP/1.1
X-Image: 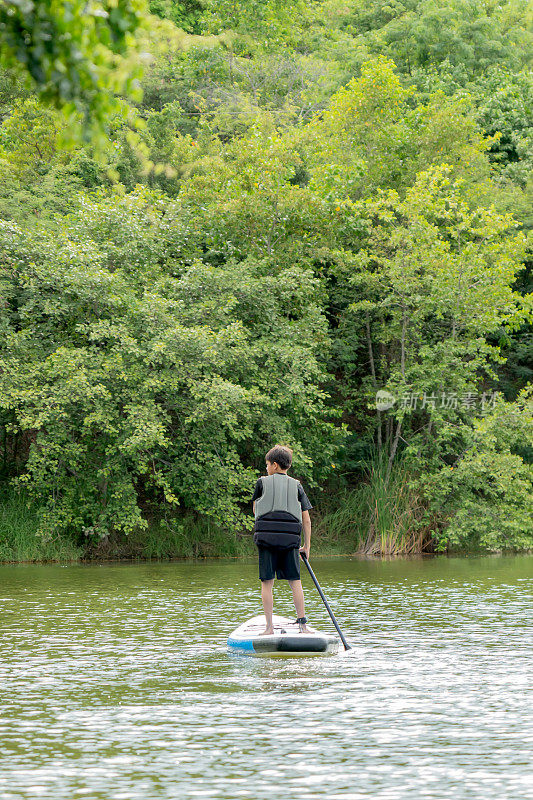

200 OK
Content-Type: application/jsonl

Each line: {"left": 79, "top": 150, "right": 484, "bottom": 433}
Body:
{"left": 265, "top": 444, "right": 293, "bottom": 470}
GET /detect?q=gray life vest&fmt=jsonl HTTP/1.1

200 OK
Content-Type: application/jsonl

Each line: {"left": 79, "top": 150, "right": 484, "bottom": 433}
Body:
{"left": 254, "top": 473, "right": 302, "bottom": 549}
{"left": 254, "top": 473, "right": 302, "bottom": 522}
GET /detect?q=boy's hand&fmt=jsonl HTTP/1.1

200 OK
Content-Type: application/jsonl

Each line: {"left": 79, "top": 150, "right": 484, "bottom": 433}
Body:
{"left": 299, "top": 547, "right": 309, "bottom": 560}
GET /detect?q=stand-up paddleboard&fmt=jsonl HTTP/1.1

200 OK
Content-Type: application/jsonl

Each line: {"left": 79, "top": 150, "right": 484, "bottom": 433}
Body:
{"left": 227, "top": 614, "right": 340, "bottom": 656}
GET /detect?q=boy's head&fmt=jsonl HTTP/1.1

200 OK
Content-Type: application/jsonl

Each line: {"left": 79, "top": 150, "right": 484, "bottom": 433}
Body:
{"left": 265, "top": 444, "right": 293, "bottom": 474}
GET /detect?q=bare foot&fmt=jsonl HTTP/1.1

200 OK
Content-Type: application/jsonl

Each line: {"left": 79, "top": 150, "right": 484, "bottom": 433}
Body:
{"left": 260, "top": 627, "right": 274, "bottom": 636}
{"left": 298, "top": 623, "right": 309, "bottom": 634}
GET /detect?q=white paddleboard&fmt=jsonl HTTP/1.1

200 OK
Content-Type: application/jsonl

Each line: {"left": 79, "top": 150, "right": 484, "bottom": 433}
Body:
{"left": 227, "top": 614, "right": 340, "bottom": 656}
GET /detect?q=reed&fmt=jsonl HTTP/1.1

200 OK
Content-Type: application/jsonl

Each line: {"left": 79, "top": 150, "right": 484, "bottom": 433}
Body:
{"left": 358, "top": 451, "right": 430, "bottom": 555}
{"left": 313, "top": 451, "right": 431, "bottom": 555}
{"left": 0, "top": 489, "right": 82, "bottom": 563}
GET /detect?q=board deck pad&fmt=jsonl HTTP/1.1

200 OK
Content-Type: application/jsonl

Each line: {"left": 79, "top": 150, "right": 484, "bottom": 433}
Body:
{"left": 227, "top": 614, "right": 340, "bottom": 656}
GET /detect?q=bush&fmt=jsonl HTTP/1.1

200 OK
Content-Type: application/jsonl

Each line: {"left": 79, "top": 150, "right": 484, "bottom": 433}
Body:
{"left": 422, "top": 386, "right": 533, "bottom": 552}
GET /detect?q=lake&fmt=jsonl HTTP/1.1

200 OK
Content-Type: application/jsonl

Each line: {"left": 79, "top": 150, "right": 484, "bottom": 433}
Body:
{"left": 1, "top": 555, "right": 531, "bottom": 799}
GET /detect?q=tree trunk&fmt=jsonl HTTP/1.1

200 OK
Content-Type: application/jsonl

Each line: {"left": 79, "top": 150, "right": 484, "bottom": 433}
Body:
{"left": 386, "top": 303, "right": 407, "bottom": 485}
{"left": 365, "top": 311, "right": 382, "bottom": 452}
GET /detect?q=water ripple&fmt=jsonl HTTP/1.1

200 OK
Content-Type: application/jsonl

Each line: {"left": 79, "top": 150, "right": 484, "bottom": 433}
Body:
{"left": 0, "top": 555, "right": 531, "bottom": 800}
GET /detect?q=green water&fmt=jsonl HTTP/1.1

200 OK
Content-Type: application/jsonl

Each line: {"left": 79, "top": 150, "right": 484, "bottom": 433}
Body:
{"left": 1, "top": 555, "right": 531, "bottom": 799}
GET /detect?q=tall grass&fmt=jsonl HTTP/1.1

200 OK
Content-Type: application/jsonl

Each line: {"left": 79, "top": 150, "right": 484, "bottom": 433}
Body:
{"left": 313, "top": 451, "right": 431, "bottom": 555}
{"left": 0, "top": 489, "right": 82, "bottom": 563}
{"left": 134, "top": 514, "right": 255, "bottom": 558}
{"left": 358, "top": 451, "right": 430, "bottom": 555}
{"left": 311, "top": 488, "right": 367, "bottom": 552}
{"left": 85, "top": 513, "right": 257, "bottom": 561}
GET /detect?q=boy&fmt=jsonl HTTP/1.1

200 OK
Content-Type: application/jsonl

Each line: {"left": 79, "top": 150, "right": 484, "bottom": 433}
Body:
{"left": 251, "top": 444, "right": 313, "bottom": 636}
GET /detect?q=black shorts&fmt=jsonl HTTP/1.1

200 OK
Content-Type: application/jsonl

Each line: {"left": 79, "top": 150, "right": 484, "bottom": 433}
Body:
{"left": 258, "top": 545, "right": 301, "bottom": 582}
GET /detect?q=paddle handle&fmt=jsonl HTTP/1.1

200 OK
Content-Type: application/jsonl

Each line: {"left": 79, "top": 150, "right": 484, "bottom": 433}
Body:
{"left": 301, "top": 553, "right": 351, "bottom": 651}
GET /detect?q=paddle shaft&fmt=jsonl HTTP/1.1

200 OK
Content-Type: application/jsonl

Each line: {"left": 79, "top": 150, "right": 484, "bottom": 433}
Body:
{"left": 301, "top": 553, "right": 351, "bottom": 651}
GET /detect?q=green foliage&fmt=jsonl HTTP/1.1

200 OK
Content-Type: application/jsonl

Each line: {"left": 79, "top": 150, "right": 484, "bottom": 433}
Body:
{"left": 473, "top": 67, "right": 533, "bottom": 190}
{"left": 331, "top": 0, "right": 531, "bottom": 78}
{"left": 304, "top": 56, "right": 494, "bottom": 201}
{"left": 84, "top": 512, "right": 255, "bottom": 560}
{"left": 324, "top": 162, "right": 528, "bottom": 480}
{"left": 200, "top": 0, "right": 311, "bottom": 49}
{"left": 421, "top": 386, "right": 533, "bottom": 552}
{"left": 149, "top": 0, "right": 204, "bottom": 33}
{"left": 0, "top": 188, "right": 345, "bottom": 541}
{"left": 0, "top": 488, "right": 82, "bottom": 562}
{"left": 143, "top": 515, "right": 253, "bottom": 558}
{"left": 410, "top": 63, "right": 533, "bottom": 226}
{"left": 0, "top": 96, "right": 108, "bottom": 221}
{"left": 0, "top": 0, "right": 148, "bottom": 145}
{"left": 0, "top": 1, "right": 531, "bottom": 559}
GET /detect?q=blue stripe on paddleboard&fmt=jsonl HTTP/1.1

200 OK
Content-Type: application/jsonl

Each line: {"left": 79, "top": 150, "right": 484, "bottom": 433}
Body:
{"left": 227, "top": 637, "right": 255, "bottom": 652}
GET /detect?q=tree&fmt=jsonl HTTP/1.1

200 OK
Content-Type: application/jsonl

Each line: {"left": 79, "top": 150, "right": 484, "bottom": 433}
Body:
{"left": 333, "top": 0, "right": 531, "bottom": 78}
{"left": 0, "top": 1, "right": 229, "bottom": 155}
{"left": 327, "top": 164, "right": 529, "bottom": 481}
{"left": 0, "top": 0, "right": 148, "bottom": 146}
{"left": 303, "top": 56, "right": 494, "bottom": 202}
{"left": 422, "top": 385, "right": 533, "bottom": 551}
{"left": 0, "top": 187, "right": 345, "bottom": 540}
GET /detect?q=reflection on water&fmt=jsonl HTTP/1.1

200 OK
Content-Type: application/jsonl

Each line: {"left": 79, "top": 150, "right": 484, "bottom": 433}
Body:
{"left": 0, "top": 555, "right": 531, "bottom": 799}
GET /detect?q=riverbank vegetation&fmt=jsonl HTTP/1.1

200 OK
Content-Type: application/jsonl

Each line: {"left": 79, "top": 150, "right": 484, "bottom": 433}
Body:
{"left": 0, "top": 0, "right": 532, "bottom": 562}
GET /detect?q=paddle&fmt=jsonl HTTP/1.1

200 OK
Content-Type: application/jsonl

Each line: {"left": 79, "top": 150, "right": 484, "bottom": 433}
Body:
{"left": 300, "top": 552, "right": 351, "bottom": 651}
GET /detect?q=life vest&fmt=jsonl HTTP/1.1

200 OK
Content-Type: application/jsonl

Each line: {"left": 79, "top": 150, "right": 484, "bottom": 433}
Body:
{"left": 254, "top": 473, "right": 303, "bottom": 549}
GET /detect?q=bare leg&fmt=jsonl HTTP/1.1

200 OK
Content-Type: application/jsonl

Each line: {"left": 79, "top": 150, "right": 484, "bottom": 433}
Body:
{"left": 260, "top": 579, "right": 275, "bottom": 634}
{"left": 289, "top": 580, "right": 308, "bottom": 632}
